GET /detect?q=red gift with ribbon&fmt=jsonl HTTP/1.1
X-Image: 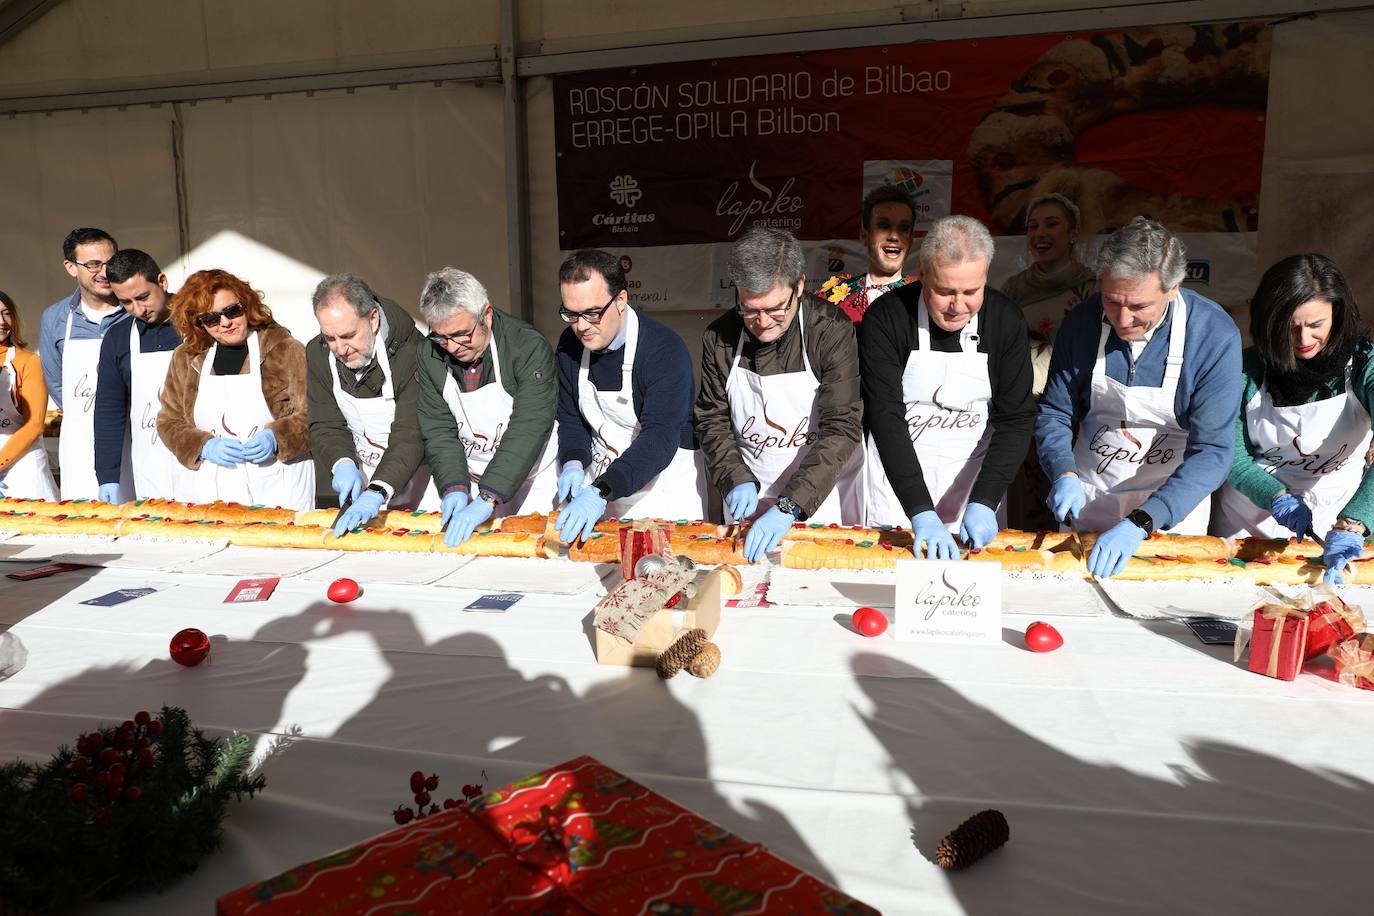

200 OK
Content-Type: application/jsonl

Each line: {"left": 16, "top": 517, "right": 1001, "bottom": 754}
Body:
{"left": 618, "top": 520, "right": 672, "bottom": 580}
{"left": 1330, "top": 633, "right": 1374, "bottom": 690}
{"left": 1248, "top": 603, "right": 1310, "bottom": 681}
{"left": 1304, "top": 598, "right": 1365, "bottom": 659}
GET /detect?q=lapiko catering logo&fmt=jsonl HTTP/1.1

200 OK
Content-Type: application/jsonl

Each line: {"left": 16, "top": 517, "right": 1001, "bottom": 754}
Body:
{"left": 914, "top": 568, "right": 983, "bottom": 621}
{"left": 887, "top": 166, "right": 930, "bottom": 200}
{"left": 716, "top": 160, "right": 803, "bottom": 237}
{"left": 593, "top": 174, "right": 655, "bottom": 233}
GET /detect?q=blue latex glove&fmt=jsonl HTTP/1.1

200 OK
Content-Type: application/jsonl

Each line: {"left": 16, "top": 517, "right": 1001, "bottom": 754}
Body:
{"left": 97, "top": 483, "right": 125, "bottom": 505}
{"left": 200, "top": 437, "right": 245, "bottom": 468}
{"left": 1087, "top": 517, "right": 1148, "bottom": 578}
{"left": 725, "top": 481, "right": 759, "bottom": 521}
{"left": 332, "top": 462, "right": 365, "bottom": 504}
{"left": 743, "top": 506, "right": 792, "bottom": 563}
{"left": 1322, "top": 528, "right": 1365, "bottom": 584}
{"left": 1269, "top": 492, "right": 1314, "bottom": 540}
{"left": 556, "top": 486, "right": 607, "bottom": 544}
{"left": 440, "top": 489, "right": 470, "bottom": 530}
{"left": 910, "top": 510, "right": 958, "bottom": 561}
{"left": 1047, "top": 474, "right": 1086, "bottom": 525}
{"left": 333, "top": 489, "right": 385, "bottom": 537}
{"left": 444, "top": 496, "right": 495, "bottom": 548}
{"left": 0, "top": 479, "right": 6, "bottom": 494}
{"left": 240, "top": 429, "right": 278, "bottom": 464}
{"left": 959, "top": 502, "right": 999, "bottom": 549}
{"left": 556, "top": 462, "right": 585, "bottom": 503}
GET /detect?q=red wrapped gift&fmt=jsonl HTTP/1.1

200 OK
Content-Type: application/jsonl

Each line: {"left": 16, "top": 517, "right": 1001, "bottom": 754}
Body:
{"left": 217, "top": 756, "right": 878, "bottom": 915}
{"left": 1304, "top": 598, "right": 1365, "bottom": 659}
{"left": 1330, "top": 633, "right": 1374, "bottom": 690}
{"left": 618, "top": 520, "right": 672, "bottom": 580}
{"left": 1248, "top": 604, "right": 1310, "bottom": 681}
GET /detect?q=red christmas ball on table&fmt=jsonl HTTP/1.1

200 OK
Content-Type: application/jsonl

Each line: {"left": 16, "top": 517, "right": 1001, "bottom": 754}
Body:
{"left": 169, "top": 628, "right": 211, "bottom": 667}
{"left": 851, "top": 607, "right": 888, "bottom": 637}
{"left": 1024, "top": 621, "right": 1063, "bottom": 653}
{"left": 327, "top": 577, "right": 361, "bottom": 603}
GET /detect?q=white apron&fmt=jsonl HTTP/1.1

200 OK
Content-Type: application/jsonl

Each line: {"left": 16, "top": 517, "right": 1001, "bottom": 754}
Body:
{"left": 1213, "top": 363, "right": 1373, "bottom": 538}
{"left": 182, "top": 331, "right": 314, "bottom": 510}
{"left": 1072, "top": 298, "right": 1209, "bottom": 534}
{"left": 0, "top": 346, "right": 58, "bottom": 499}
{"left": 59, "top": 310, "right": 128, "bottom": 499}
{"left": 127, "top": 320, "right": 178, "bottom": 499}
{"left": 723, "top": 299, "right": 863, "bottom": 524}
{"left": 864, "top": 302, "right": 995, "bottom": 532}
{"left": 436, "top": 330, "right": 557, "bottom": 516}
{"left": 328, "top": 338, "right": 439, "bottom": 512}
{"left": 578, "top": 308, "right": 707, "bottom": 520}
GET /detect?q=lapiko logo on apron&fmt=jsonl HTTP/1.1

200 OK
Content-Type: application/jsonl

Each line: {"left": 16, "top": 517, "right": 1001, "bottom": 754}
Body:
{"left": 138, "top": 388, "right": 164, "bottom": 445}
{"left": 590, "top": 425, "right": 620, "bottom": 478}
{"left": 736, "top": 407, "right": 818, "bottom": 460}
{"left": 1087, "top": 421, "right": 1176, "bottom": 475}
{"left": 74, "top": 372, "right": 97, "bottom": 414}
{"left": 353, "top": 431, "right": 386, "bottom": 468}
{"left": 914, "top": 568, "right": 983, "bottom": 621}
{"left": 1257, "top": 435, "right": 1352, "bottom": 476}
{"left": 217, "top": 414, "right": 261, "bottom": 441}
{"left": 457, "top": 421, "right": 505, "bottom": 458}
{"left": 905, "top": 385, "right": 984, "bottom": 441}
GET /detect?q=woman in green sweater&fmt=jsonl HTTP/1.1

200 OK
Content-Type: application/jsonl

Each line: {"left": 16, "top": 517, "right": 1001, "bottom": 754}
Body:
{"left": 1214, "top": 254, "right": 1371, "bottom": 582}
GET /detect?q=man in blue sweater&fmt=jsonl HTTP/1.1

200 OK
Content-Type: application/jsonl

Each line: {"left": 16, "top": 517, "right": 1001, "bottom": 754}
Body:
{"left": 1036, "top": 216, "right": 1242, "bottom": 577}
{"left": 552, "top": 250, "right": 706, "bottom": 542}
{"left": 94, "top": 249, "right": 182, "bottom": 503}
{"left": 38, "top": 228, "right": 130, "bottom": 498}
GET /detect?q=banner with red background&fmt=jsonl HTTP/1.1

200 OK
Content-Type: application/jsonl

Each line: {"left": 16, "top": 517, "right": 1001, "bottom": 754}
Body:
{"left": 552, "top": 21, "right": 1270, "bottom": 312}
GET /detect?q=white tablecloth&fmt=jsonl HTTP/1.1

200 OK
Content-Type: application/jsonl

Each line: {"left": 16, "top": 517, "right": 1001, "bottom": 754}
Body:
{"left": 0, "top": 558, "right": 1370, "bottom": 915}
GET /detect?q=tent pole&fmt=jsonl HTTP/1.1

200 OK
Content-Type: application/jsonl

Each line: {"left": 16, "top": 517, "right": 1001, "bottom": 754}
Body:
{"left": 501, "top": 0, "right": 532, "bottom": 323}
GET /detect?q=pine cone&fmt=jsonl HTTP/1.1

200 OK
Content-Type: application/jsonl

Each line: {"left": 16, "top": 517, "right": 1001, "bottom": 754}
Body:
{"left": 686, "top": 642, "right": 721, "bottom": 678}
{"left": 934, "top": 809, "right": 1009, "bottom": 870}
{"left": 656, "top": 628, "right": 709, "bottom": 679}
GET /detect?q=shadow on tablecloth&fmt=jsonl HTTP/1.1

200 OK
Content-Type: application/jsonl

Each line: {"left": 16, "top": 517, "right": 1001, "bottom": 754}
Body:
{"left": 853, "top": 653, "right": 1373, "bottom": 914}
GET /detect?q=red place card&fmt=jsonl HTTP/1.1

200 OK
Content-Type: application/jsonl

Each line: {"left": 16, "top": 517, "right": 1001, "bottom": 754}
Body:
{"left": 223, "top": 577, "right": 280, "bottom": 603}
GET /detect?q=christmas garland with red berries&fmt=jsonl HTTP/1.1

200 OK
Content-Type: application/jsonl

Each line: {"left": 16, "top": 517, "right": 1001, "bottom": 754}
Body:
{"left": 0, "top": 706, "right": 264, "bottom": 914}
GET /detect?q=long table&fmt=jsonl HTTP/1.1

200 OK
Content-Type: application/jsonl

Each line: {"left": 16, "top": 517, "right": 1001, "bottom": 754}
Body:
{"left": 0, "top": 557, "right": 1370, "bottom": 914}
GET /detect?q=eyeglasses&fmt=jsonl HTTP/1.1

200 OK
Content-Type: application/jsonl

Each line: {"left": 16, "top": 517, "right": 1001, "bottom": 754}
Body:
{"left": 195, "top": 302, "right": 246, "bottom": 328}
{"left": 428, "top": 323, "right": 481, "bottom": 345}
{"left": 69, "top": 259, "right": 109, "bottom": 272}
{"left": 558, "top": 293, "right": 619, "bottom": 327}
{"left": 736, "top": 287, "right": 796, "bottom": 323}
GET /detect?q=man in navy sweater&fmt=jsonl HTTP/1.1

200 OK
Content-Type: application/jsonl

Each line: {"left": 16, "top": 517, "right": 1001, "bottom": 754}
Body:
{"left": 552, "top": 250, "right": 707, "bottom": 541}
{"left": 94, "top": 249, "right": 182, "bottom": 502}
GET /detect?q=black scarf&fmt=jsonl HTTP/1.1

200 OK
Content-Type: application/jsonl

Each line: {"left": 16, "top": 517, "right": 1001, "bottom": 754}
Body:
{"left": 1264, "top": 335, "right": 1366, "bottom": 407}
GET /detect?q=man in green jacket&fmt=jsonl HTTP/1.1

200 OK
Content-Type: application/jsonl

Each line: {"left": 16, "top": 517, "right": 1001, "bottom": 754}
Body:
{"left": 416, "top": 267, "right": 558, "bottom": 547}
{"left": 307, "top": 274, "right": 432, "bottom": 533}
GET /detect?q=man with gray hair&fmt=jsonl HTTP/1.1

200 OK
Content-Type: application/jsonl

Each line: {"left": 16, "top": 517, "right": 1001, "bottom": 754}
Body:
{"left": 307, "top": 274, "right": 431, "bottom": 531}
{"left": 1036, "top": 216, "right": 1242, "bottom": 577}
{"left": 415, "top": 267, "right": 557, "bottom": 547}
{"left": 860, "top": 214, "right": 1036, "bottom": 557}
{"left": 694, "top": 227, "right": 863, "bottom": 560}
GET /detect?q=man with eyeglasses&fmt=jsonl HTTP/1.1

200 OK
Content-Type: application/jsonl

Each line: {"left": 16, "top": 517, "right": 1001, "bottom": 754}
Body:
{"left": 93, "top": 249, "right": 182, "bottom": 503}
{"left": 415, "top": 267, "right": 558, "bottom": 547}
{"left": 860, "top": 215, "right": 1036, "bottom": 558}
{"left": 306, "top": 274, "right": 433, "bottom": 533}
{"left": 38, "top": 227, "right": 131, "bottom": 498}
{"left": 552, "top": 250, "right": 706, "bottom": 543}
{"left": 694, "top": 228, "right": 864, "bottom": 562}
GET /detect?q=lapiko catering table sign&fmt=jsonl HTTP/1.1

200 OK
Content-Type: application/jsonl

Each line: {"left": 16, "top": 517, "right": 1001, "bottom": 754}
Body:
{"left": 893, "top": 559, "right": 1001, "bottom": 645}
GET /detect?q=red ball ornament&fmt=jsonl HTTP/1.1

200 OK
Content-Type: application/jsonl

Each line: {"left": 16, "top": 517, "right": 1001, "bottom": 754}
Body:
{"left": 851, "top": 607, "right": 888, "bottom": 638}
{"left": 134, "top": 710, "right": 151, "bottom": 726}
{"left": 169, "top": 628, "right": 211, "bottom": 667}
{"left": 123, "top": 786, "right": 142, "bottom": 802}
{"left": 99, "top": 747, "right": 120, "bottom": 766}
{"left": 327, "top": 577, "right": 361, "bottom": 603}
{"left": 1024, "top": 621, "right": 1064, "bottom": 653}
{"left": 145, "top": 720, "right": 162, "bottom": 737}
{"left": 70, "top": 783, "right": 89, "bottom": 803}
{"left": 137, "top": 748, "right": 156, "bottom": 769}
{"left": 409, "top": 770, "right": 425, "bottom": 794}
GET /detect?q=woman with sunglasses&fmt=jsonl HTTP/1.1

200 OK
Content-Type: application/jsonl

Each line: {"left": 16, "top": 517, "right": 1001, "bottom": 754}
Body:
{"left": 0, "top": 290, "right": 59, "bottom": 499}
{"left": 1214, "top": 254, "right": 1372, "bottom": 583}
{"left": 157, "top": 269, "right": 314, "bottom": 510}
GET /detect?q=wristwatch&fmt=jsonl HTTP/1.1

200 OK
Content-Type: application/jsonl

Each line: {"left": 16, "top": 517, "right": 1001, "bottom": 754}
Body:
{"left": 775, "top": 496, "right": 804, "bottom": 520}
{"left": 1126, "top": 508, "right": 1155, "bottom": 537}
{"left": 365, "top": 482, "right": 389, "bottom": 505}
